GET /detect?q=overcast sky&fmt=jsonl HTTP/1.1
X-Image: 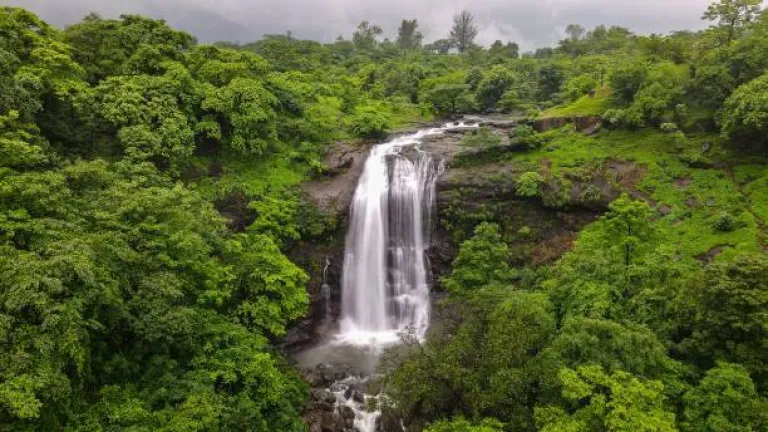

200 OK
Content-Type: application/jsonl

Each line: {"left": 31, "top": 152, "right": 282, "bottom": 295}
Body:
{"left": 4, "top": 0, "right": 714, "bottom": 50}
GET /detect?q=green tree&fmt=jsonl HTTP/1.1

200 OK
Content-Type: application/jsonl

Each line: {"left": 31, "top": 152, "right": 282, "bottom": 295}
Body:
{"left": 682, "top": 362, "right": 768, "bottom": 432}
{"left": 476, "top": 66, "right": 518, "bottom": 109}
{"left": 721, "top": 71, "right": 768, "bottom": 147}
{"left": 610, "top": 61, "right": 648, "bottom": 103}
{"left": 424, "top": 84, "right": 475, "bottom": 114}
{"left": 352, "top": 21, "right": 383, "bottom": 51}
{"left": 397, "top": 19, "right": 423, "bottom": 50}
{"left": 602, "top": 194, "right": 655, "bottom": 266}
{"left": 426, "top": 417, "right": 504, "bottom": 432}
{"left": 702, "top": 0, "right": 762, "bottom": 45}
{"left": 536, "top": 365, "right": 677, "bottom": 432}
{"left": 685, "top": 254, "right": 768, "bottom": 384}
{"left": 488, "top": 40, "right": 519, "bottom": 59}
{"left": 427, "top": 38, "right": 455, "bottom": 54}
{"left": 564, "top": 74, "right": 598, "bottom": 101}
{"left": 566, "top": 24, "right": 586, "bottom": 41}
{"left": 442, "top": 222, "right": 513, "bottom": 295}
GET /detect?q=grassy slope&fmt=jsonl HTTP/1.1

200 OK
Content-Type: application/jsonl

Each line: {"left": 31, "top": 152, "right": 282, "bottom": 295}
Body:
{"left": 543, "top": 87, "right": 616, "bottom": 118}
{"left": 506, "top": 128, "right": 766, "bottom": 261}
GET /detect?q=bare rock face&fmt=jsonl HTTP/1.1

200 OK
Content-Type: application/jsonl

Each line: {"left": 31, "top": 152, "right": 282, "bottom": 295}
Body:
{"left": 532, "top": 115, "right": 602, "bottom": 133}
{"left": 302, "top": 141, "right": 372, "bottom": 218}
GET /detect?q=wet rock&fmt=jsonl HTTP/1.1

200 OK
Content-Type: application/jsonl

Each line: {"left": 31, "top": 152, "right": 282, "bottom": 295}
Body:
{"left": 443, "top": 126, "right": 476, "bottom": 134}
{"left": 352, "top": 391, "right": 365, "bottom": 404}
{"left": 344, "top": 386, "right": 355, "bottom": 400}
{"left": 317, "top": 401, "right": 336, "bottom": 412}
{"left": 479, "top": 119, "right": 517, "bottom": 128}
{"left": 320, "top": 412, "right": 338, "bottom": 432}
{"left": 376, "top": 407, "right": 404, "bottom": 432}
{"left": 340, "top": 405, "right": 356, "bottom": 420}
{"left": 312, "top": 389, "right": 334, "bottom": 402}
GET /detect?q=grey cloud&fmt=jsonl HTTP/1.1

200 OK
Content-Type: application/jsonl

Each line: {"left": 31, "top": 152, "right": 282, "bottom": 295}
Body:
{"left": 3, "top": 0, "right": 712, "bottom": 50}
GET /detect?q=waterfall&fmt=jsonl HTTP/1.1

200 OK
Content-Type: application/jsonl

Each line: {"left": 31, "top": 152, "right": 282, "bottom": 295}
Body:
{"left": 338, "top": 123, "right": 463, "bottom": 344}
{"left": 295, "top": 121, "right": 477, "bottom": 432}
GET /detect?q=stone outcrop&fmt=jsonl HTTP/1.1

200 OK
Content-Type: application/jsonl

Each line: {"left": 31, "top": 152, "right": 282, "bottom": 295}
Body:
{"left": 532, "top": 115, "right": 602, "bottom": 133}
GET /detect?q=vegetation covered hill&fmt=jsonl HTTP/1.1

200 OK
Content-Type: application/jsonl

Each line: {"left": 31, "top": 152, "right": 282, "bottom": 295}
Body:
{"left": 0, "top": 0, "right": 767, "bottom": 430}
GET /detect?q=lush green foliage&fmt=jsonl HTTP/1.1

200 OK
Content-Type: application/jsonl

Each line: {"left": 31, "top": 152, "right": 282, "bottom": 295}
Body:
{"left": 442, "top": 223, "right": 514, "bottom": 295}
{"left": 3, "top": 1, "right": 768, "bottom": 430}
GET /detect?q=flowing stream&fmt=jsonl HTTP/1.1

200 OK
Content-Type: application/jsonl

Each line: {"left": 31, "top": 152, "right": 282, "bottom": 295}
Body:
{"left": 297, "top": 122, "right": 476, "bottom": 431}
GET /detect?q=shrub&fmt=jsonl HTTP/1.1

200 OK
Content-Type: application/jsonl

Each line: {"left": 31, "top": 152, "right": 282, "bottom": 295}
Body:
{"left": 603, "top": 107, "right": 644, "bottom": 129}
{"left": 660, "top": 123, "right": 679, "bottom": 133}
{"left": 348, "top": 104, "right": 391, "bottom": 138}
{"left": 509, "top": 124, "right": 546, "bottom": 151}
{"left": 461, "top": 127, "right": 502, "bottom": 149}
{"left": 510, "top": 124, "right": 535, "bottom": 139}
{"left": 516, "top": 171, "right": 544, "bottom": 197}
{"left": 564, "top": 74, "right": 598, "bottom": 101}
{"left": 541, "top": 173, "right": 573, "bottom": 208}
{"left": 713, "top": 212, "right": 737, "bottom": 232}
{"left": 721, "top": 72, "right": 768, "bottom": 147}
{"left": 423, "top": 84, "right": 476, "bottom": 114}
{"left": 610, "top": 60, "right": 648, "bottom": 103}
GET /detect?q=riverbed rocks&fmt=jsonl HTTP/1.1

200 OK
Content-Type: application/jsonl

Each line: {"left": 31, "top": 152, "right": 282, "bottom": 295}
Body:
{"left": 302, "top": 364, "right": 389, "bottom": 432}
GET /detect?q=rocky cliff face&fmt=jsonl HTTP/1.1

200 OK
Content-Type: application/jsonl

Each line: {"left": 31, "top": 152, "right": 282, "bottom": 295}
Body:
{"left": 286, "top": 117, "right": 625, "bottom": 350}
{"left": 420, "top": 119, "right": 619, "bottom": 289}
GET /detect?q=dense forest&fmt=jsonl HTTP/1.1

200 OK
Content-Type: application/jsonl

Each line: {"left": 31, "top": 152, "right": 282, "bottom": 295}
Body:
{"left": 1, "top": 0, "right": 767, "bottom": 430}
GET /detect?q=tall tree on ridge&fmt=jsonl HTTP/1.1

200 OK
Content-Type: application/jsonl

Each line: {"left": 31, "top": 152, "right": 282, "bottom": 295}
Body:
{"left": 565, "top": 24, "right": 585, "bottom": 41}
{"left": 450, "top": 10, "right": 479, "bottom": 53}
{"left": 397, "top": 19, "right": 423, "bottom": 50}
{"left": 353, "top": 20, "right": 383, "bottom": 51}
{"left": 702, "top": 0, "right": 762, "bottom": 44}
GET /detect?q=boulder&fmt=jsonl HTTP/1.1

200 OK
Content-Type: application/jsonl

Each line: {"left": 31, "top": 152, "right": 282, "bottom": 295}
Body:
{"left": 573, "top": 116, "right": 601, "bottom": 132}
{"left": 320, "top": 412, "right": 338, "bottom": 432}
{"left": 317, "top": 401, "right": 336, "bottom": 412}
{"left": 340, "top": 405, "right": 356, "bottom": 419}
{"left": 532, "top": 117, "right": 568, "bottom": 132}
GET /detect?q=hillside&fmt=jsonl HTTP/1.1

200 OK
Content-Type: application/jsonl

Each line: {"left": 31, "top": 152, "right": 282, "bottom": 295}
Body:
{"left": 1, "top": 2, "right": 767, "bottom": 431}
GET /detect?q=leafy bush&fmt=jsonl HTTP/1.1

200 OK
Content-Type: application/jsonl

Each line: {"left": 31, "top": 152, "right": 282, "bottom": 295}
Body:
{"left": 442, "top": 222, "right": 514, "bottom": 295}
{"left": 713, "top": 212, "right": 737, "bottom": 232}
{"left": 541, "top": 173, "right": 573, "bottom": 208}
{"left": 426, "top": 417, "right": 504, "bottom": 432}
{"left": 509, "top": 124, "right": 546, "bottom": 150}
{"left": 348, "top": 104, "right": 392, "bottom": 138}
{"left": 476, "top": 65, "right": 518, "bottom": 109}
{"left": 423, "top": 84, "right": 476, "bottom": 114}
{"left": 610, "top": 60, "right": 648, "bottom": 103}
{"left": 603, "top": 107, "right": 644, "bottom": 129}
{"left": 660, "top": 122, "right": 679, "bottom": 133}
{"left": 564, "top": 74, "right": 598, "bottom": 101}
{"left": 516, "top": 171, "right": 544, "bottom": 197}
{"left": 461, "top": 127, "right": 503, "bottom": 149}
{"left": 721, "top": 72, "right": 768, "bottom": 146}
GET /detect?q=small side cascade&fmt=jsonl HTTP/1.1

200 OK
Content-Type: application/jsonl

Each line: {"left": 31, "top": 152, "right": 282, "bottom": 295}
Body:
{"left": 321, "top": 257, "right": 332, "bottom": 326}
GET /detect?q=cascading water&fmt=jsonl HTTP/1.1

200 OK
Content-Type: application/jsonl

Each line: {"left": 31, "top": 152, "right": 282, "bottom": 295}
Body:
{"left": 339, "top": 131, "right": 444, "bottom": 343}
{"left": 296, "top": 121, "right": 477, "bottom": 432}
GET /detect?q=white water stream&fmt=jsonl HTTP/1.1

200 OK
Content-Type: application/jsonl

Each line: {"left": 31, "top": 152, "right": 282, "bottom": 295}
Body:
{"left": 298, "top": 122, "right": 477, "bottom": 431}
